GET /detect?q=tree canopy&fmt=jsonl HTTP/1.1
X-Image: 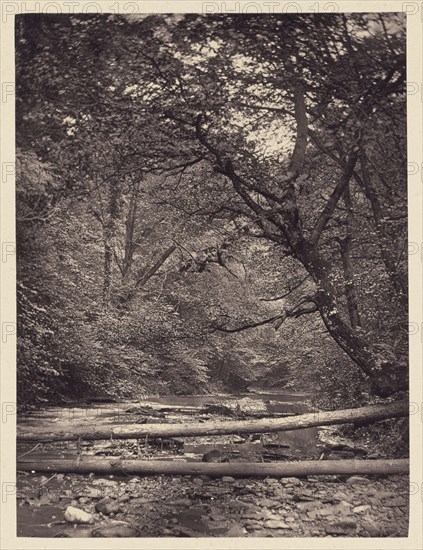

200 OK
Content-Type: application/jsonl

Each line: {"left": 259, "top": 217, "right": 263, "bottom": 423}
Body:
{"left": 16, "top": 12, "right": 407, "bottom": 405}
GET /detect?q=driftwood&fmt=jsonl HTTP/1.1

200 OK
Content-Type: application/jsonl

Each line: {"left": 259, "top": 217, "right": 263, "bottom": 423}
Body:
{"left": 17, "top": 400, "right": 408, "bottom": 443}
{"left": 17, "top": 458, "right": 409, "bottom": 477}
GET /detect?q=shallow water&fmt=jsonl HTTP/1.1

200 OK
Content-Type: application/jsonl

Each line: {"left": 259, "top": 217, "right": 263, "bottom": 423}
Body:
{"left": 17, "top": 391, "right": 322, "bottom": 537}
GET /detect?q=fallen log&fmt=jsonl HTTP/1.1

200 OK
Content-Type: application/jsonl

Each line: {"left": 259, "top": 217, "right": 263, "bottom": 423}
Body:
{"left": 17, "top": 458, "right": 409, "bottom": 477}
{"left": 17, "top": 400, "right": 408, "bottom": 443}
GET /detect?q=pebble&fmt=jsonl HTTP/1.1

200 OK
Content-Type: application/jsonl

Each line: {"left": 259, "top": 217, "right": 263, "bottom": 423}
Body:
{"left": 172, "top": 498, "right": 191, "bottom": 507}
{"left": 128, "top": 477, "right": 140, "bottom": 483}
{"left": 82, "top": 488, "right": 103, "bottom": 499}
{"left": 192, "top": 478, "right": 203, "bottom": 485}
{"left": 241, "top": 512, "right": 260, "bottom": 520}
{"left": 64, "top": 505, "right": 93, "bottom": 524}
{"left": 225, "top": 524, "right": 246, "bottom": 537}
{"left": 353, "top": 504, "right": 371, "bottom": 513}
{"left": 346, "top": 476, "right": 370, "bottom": 485}
{"left": 361, "top": 519, "right": 380, "bottom": 537}
{"left": 281, "top": 477, "right": 302, "bottom": 486}
{"left": 95, "top": 497, "right": 121, "bottom": 515}
{"left": 265, "top": 520, "right": 290, "bottom": 529}
{"left": 260, "top": 498, "right": 278, "bottom": 508}
{"left": 341, "top": 500, "right": 353, "bottom": 508}
{"left": 296, "top": 501, "right": 321, "bottom": 511}
{"left": 221, "top": 476, "right": 235, "bottom": 483}
{"left": 91, "top": 479, "right": 118, "bottom": 487}
{"left": 325, "top": 519, "right": 357, "bottom": 536}
{"left": 92, "top": 525, "right": 140, "bottom": 537}
{"left": 382, "top": 496, "right": 408, "bottom": 507}
{"left": 332, "top": 491, "right": 351, "bottom": 501}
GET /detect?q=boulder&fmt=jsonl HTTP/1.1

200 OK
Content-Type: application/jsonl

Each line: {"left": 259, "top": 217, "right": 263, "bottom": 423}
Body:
{"left": 95, "top": 498, "right": 121, "bottom": 515}
{"left": 64, "top": 506, "right": 93, "bottom": 524}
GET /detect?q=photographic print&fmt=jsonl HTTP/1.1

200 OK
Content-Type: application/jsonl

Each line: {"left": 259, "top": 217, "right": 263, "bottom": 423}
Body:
{"left": 1, "top": 2, "right": 418, "bottom": 544}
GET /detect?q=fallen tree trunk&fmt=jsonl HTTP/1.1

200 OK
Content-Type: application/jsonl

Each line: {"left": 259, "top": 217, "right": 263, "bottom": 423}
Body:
{"left": 17, "top": 458, "right": 409, "bottom": 477}
{"left": 17, "top": 400, "right": 408, "bottom": 443}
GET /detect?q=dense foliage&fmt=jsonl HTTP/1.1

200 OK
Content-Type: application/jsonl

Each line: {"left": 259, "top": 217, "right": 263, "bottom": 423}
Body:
{"left": 16, "top": 13, "right": 407, "bottom": 405}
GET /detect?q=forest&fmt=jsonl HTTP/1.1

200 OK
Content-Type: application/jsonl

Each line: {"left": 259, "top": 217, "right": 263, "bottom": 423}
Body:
{"left": 16, "top": 12, "right": 407, "bottom": 409}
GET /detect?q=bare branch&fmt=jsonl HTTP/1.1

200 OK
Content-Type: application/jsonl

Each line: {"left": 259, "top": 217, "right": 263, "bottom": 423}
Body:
{"left": 310, "top": 152, "right": 359, "bottom": 246}
{"left": 213, "top": 313, "right": 285, "bottom": 334}
{"left": 289, "top": 84, "right": 309, "bottom": 175}
{"left": 135, "top": 245, "right": 177, "bottom": 288}
{"left": 259, "top": 274, "right": 310, "bottom": 301}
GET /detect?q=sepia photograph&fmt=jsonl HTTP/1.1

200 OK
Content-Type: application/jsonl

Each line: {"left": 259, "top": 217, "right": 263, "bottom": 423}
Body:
{"left": 3, "top": 4, "right": 418, "bottom": 543}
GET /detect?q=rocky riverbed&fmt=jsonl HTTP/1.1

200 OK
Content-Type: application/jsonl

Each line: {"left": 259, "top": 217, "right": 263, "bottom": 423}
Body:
{"left": 16, "top": 394, "right": 409, "bottom": 537}
{"left": 17, "top": 470, "right": 409, "bottom": 537}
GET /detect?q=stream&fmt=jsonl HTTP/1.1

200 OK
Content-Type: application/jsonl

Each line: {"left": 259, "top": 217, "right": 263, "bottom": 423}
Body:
{"left": 16, "top": 391, "right": 334, "bottom": 537}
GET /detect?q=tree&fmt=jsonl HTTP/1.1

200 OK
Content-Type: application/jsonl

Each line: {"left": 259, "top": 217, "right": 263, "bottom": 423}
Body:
{"left": 15, "top": 13, "right": 407, "bottom": 403}
{"left": 150, "top": 13, "right": 407, "bottom": 396}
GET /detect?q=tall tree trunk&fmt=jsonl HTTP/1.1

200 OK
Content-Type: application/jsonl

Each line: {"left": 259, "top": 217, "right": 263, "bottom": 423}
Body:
{"left": 357, "top": 154, "right": 407, "bottom": 308}
{"left": 339, "top": 183, "right": 361, "bottom": 329}
{"left": 122, "top": 181, "right": 140, "bottom": 280}
{"left": 102, "top": 182, "right": 120, "bottom": 308}
{"left": 299, "top": 245, "right": 407, "bottom": 396}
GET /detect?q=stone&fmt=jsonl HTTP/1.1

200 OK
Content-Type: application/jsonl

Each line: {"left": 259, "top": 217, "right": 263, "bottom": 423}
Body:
{"left": 130, "top": 496, "right": 159, "bottom": 505}
{"left": 366, "top": 497, "right": 381, "bottom": 506}
{"left": 203, "top": 450, "right": 225, "bottom": 463}
{"left": 332, "top": 491, "right": 352, "bottom": 501}
{"left": 325, "top": 520, "right": 357, "bottom": 536}
{"left": 83, "top": 488, "right": 103, "bottom": 499}
{"left": 294, "top": 492, "right": 316, "bottom": 502}
{"left": 382, "top": 496, "right": 408, "bottom": 507}
{"left": 307, "top": 509, "right": 321, "bottom": 520}
{"left": 128, "top": 477, "right": 140, "bottom": 483}
{"left": 92, "top": 478, "right": 118, "bottom": 487}
{"left": 260, "top": 498, "right": 278, "bottom": 508}
{"left": 296, "top": 501, "right": 321, "bottom": 511}
{"left": 265, "top": 520, "right": 291, "bottom": 529}
{"left": 353, "top": 504, "right": 371, "bottom": 513}
{"left": 241, "top": 512, "right": 260, "bottom": 520}
{"left": 225, "top": 524, "right": 247, "bottom": 537}
{"left": 361, "top": 519, "right": 381, "bottom": 537}
{"left": 346, "top": 476, "right": 370, "bottom": 485}
{"left": 281, "top": 477, "right": 301, "bottom": 486}
{"left": 285, "top": 516, "right": 296, "bottom": 522}
{"left": 64, "top": 506, "right": 94, "bottom": 524}
{"left": 221, "top": 476, "right": 235, "bottom": 483}
{"left": 210, "top": 513, "right": 228, "bottom": 522}
{"left": 192, "top": 478, "right": 203, "bottom": 485}
{"left": 341, "top": 500, "right": 353, "bottom": 508}
{"left": 245, "top": 522, "right": 261, "bottom": 531}
{"left": 92, "top": 525, "right": 140, "bottom": 537}
{"left": 325, "top": 503, "right": 353, "bottom": 515}
{"left": 172, "top": 498, "right": 191, "bottom": 508}
{"left": 95, "top": 498, "right": 121, "bottom": 515}
{"left": 378, "top": 491, "right": 397, "bottom": 499}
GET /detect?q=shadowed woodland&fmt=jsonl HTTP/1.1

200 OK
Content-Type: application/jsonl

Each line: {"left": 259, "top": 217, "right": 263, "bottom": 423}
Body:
{"left": 16, "top": 13, "right": 407, "bottom": 410}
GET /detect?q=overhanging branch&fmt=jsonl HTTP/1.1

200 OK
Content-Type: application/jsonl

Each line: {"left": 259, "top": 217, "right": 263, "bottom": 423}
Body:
{"left": 309, "top": 152, "right": 359, "bottom": 246}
